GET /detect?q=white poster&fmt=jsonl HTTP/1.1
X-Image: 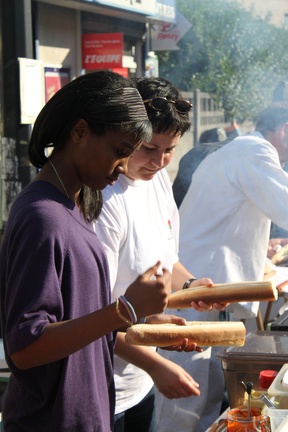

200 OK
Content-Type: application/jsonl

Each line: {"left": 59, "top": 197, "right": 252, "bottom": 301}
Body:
{"left": 18, "top": 57, "right": 45, "bottom": 124}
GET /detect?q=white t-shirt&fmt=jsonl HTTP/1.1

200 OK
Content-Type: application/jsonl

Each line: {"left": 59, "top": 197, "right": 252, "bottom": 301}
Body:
{"left": 94, "top": 169, "right": 179, "bottom": 414}
{"left": 179, "top": 131, "right": 288, "bottom": 318}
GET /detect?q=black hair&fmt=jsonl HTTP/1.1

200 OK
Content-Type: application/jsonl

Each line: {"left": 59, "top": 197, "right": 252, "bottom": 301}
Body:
{"left": 133, "top": 76, "right": 191, "bottom": 137}
{"left": 28, "top": 71, "right": 152, "bottom": 222}
{"left": 29, "top": 71, "right": 151, "bottom": 168}
{"left": 256, "top": 102, "right": 288, "bottom": 136}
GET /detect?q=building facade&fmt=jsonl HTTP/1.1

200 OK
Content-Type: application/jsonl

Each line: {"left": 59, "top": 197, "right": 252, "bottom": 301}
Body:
{"left": 1, "top": 0, "right": 286, "bottom": 232}
{"left": 0, "top": 0, "right": 176, "bottom": 232}
{"left": 233, "top": 0, "right": 288, "bottom": 28}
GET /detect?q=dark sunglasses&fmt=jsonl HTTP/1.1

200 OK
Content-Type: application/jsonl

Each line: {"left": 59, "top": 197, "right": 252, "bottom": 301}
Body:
{"left": 143, "top": 97, "right": 192, "bottom": 113}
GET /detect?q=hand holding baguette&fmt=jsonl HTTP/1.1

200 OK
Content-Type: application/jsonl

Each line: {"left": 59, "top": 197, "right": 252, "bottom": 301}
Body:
{"left": 167, "top": 281, "right": 277, "bottom": 309}
{"left": 125, "top": 321, "right": 246, "bottom": 348}
{"left": 144, "top": 313, "right": 203, "bottom": 352}
{"left": 183, "top": 277, "right": 228, "bottom": 312}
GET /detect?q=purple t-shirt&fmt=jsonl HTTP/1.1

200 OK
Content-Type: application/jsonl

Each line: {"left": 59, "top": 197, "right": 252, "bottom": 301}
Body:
{"left": 0, "top": 182, "right": 115, "bottom": 431}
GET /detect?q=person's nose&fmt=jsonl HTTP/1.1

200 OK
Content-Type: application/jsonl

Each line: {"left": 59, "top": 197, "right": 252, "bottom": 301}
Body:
{"left": 152, "top": 152, "right": 166, "bottom": 168}
{"left": 115, "top": 158, "right": 129, "bottom": 176}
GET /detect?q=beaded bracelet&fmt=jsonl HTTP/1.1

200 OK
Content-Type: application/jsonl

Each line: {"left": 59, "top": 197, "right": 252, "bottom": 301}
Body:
{"left": 119, "top": 296, "right": 134, "bottom": 323}
{"left": 119, "top": 295, "right": 138, "bottom": 324}
{"left": 115, "top": 298, "right": 133, "bottom": 327}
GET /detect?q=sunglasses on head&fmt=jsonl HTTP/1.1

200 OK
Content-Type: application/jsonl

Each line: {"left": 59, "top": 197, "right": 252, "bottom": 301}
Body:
{"left": 143, "top": 97, "right": 193, "bottom": 114}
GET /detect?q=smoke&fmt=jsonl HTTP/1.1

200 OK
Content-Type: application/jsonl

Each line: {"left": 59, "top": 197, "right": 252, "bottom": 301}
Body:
{"left": 158, "top": 0, "right": 288, "bottom": 121}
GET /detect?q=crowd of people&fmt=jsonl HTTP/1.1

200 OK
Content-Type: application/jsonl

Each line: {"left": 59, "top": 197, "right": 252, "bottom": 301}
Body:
{"left": 1, "top": 69, "right": 288, "bottom": 432}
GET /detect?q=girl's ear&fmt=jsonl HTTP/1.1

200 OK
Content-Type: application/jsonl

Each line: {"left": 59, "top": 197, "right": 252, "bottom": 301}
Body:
{"left": 71, "top": 119, "right": 88, "bottom": 141}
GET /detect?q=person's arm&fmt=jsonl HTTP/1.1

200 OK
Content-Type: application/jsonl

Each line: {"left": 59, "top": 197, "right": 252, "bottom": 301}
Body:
{"left": 11, "top": 263, "right": 171, "bottom": 370}
{"left": 237, "top": 140, "right": 288, "bottom": 230}
{"left": 171, "top": 261, "right": 211, "bottom": 291}
{"left": 115, "top": 332, "right": 201, "bottom": 398}
{"left": 12, "top": 302, "right": 126, "bottom": 370}
{"left": 172, "top": 261, "right": 228, "bottom": 311}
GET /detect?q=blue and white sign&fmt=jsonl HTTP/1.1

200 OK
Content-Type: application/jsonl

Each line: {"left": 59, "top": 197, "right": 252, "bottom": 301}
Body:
{"left": 155, "top": 0, "right": 176, "bottom": 23}
{"left": 81, "top": 0, "right": 156, "bottom": 16}
{"left": 80, "top": 0, "right": 176, "bottom": 22}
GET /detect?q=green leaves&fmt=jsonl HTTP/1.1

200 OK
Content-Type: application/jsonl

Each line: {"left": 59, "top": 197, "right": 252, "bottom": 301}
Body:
{"left": 158, "top": 0, "right": 288, "bottom": 122}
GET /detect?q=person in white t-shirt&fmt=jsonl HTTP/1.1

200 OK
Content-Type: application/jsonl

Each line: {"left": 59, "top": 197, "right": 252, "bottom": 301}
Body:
{"left": 156, "top": 102, "right": 288, "bottom": 432}
{"left": 94, "top": 77, "right": 226, "bottom": 432}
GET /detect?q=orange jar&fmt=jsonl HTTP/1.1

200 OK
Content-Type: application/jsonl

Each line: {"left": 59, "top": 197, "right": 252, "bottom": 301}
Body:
{"left": 227, "top": 407, "right": 271, "bottom": 431}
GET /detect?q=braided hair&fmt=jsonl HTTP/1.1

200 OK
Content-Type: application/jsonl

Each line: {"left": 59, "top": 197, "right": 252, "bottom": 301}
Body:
{"left": 28, "top": 71, "right": 152, "bottom": 221}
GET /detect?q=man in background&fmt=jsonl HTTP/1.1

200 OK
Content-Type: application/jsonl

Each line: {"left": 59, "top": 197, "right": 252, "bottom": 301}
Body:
{"left": 157, "top": 102, "right": 288, "bottom": 432}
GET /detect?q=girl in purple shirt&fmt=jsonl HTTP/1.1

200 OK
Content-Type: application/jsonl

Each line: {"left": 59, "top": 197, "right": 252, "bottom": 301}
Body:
{"left": 0, "top": 71, "right": 172, "bottom": 432}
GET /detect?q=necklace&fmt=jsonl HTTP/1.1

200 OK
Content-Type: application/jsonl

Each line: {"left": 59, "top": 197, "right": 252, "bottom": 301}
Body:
{"left": 49, "top": 158, "right": 69, "bottom": 199}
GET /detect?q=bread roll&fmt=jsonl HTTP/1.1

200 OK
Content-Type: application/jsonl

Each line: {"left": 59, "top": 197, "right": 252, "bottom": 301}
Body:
{"left": 125, "top": 321, "right": 246, "bottom": 348}
{"left": 167, "top": 281, "right": 278, "bottom": 309}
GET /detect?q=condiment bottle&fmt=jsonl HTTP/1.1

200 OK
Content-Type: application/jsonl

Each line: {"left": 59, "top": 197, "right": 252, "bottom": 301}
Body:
{"left": 259, "top": 370, "right": 278, "bottom": 391}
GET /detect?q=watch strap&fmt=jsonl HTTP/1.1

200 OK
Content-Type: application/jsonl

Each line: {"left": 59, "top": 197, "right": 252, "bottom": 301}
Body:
{"left": 182, "top": 278, "right": 197, "bottom": 290}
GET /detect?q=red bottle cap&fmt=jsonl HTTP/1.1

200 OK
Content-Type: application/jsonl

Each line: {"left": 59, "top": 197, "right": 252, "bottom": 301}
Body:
{"left": 259, "top": 370, "right": 278, "bottom": 389}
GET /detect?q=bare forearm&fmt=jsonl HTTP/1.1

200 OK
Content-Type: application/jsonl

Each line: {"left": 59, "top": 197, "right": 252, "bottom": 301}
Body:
{"left": 115, "top": 332, "right": 160, "bottom": 372}
{"left": 115, "top": 332, "right": 201, "bottom": 398}
{"left": 12, "top": 302, "right": 125, "bottom": 370}
{"left": 172, "top": 261, "right": 195, "bottom": 291}
{"left": 11, "top": 263, "right": 172, "bottom": 370}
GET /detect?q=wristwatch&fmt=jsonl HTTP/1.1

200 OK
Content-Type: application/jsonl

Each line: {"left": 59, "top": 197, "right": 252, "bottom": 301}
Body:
{"left": 182, "top": 278, "right": 197, "bottom": 290}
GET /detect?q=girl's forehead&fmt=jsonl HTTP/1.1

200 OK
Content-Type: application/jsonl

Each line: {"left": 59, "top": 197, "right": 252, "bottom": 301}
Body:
{"left": 146, "top": 132, "right": 181, "bottom": 146}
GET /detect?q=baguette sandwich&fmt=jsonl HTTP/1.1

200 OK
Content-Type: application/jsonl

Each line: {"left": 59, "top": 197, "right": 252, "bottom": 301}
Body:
{"left": 125, "top": 321, "right": 246, "bottom": 348}
{"left": 167, "top": 281, "right": 277, "bottom": 309}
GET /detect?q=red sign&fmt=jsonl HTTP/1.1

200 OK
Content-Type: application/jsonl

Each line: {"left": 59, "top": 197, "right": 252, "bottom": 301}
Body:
{"left": 112, "top": 68, "right": 129, "bottom": 78}
{"left": 82, "top": 33, "right": 123, "bottom": 70}
{"left": 44, "top": 67, "right": 70, "bottom": 102}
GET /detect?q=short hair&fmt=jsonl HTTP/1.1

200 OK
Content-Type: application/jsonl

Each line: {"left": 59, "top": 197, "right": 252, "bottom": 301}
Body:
{"left": 199, "top": 127, "right": 227, "bottom": 143}
{"left": 272, "top": 81, "right": 288, "bottom": 103}
{"left": 256, "top": 102, "right": 288, "bottom": 135}
{"left": 28, "top": 71, "right": 152, "bottom": 168}
{"left": 133, "top": 76, "right": 191, "bottom": 137}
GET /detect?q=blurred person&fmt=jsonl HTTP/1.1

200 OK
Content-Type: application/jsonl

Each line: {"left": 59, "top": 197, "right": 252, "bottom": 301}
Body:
{"left": 0, "top": 70, "right": 175, "bottom": 432}
{"left": 94, "top": 77, "right": 227, "bottom": 432}
{"left": 272, "top": 80, "right": 288, "bottom": 103}
{"left": 173, "top": 123, "right": 241, "bottom": 209}
{"left": 157, "top": 102, "right": 288, "bottom": 432}
{"left": 268, "top": 81, "right": 288, "bottom": 240}
{"left": 172, "top": 132, "right": 230, "bottom": 208}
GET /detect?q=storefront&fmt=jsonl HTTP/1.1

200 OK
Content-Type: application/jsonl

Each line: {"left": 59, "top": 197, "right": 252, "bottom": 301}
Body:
{"left": 0, "top": 0, "right": 176, "bottom": 231}
{"left": 35, "top": 0, "right": 176, "bottom": 90}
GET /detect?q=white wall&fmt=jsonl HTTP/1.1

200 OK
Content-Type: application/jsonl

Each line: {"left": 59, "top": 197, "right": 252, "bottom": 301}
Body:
{"left": 37, "top": 2, "right": 80, "bottom": 79}
{"left": 231, "top": 0, "right": 288, "bottom": 27}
